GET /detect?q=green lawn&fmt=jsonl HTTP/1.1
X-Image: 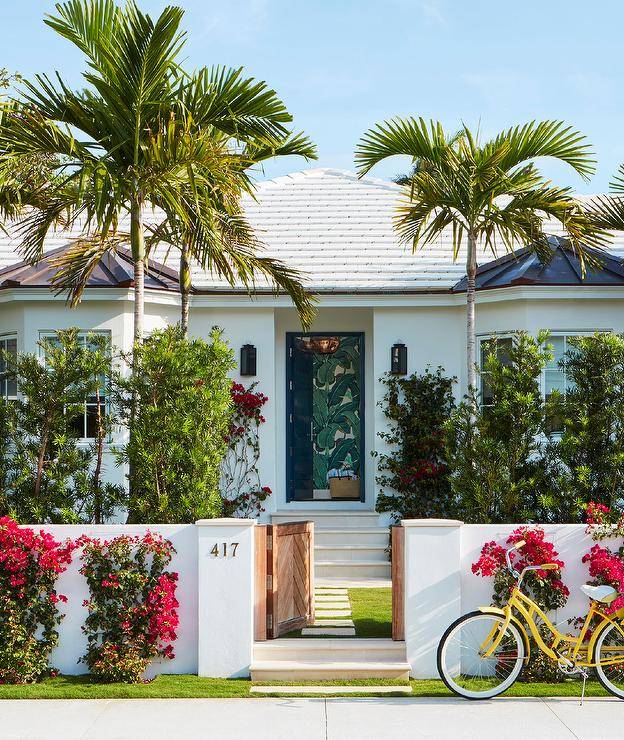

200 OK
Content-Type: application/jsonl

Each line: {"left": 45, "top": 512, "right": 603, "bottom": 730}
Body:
{"left": 0, "top": 675, "right": 611, "bottom": 700}
{"left": 348, "top": 587, "right": 392, "bottom": 638}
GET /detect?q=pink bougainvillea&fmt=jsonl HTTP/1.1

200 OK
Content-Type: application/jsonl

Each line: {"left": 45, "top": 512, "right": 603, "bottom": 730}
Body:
{"left": 472, "top": 525, "right": 569, "bottom": 611}
{"left": 78, "top": 532, "right": 179, "bottom": 683}
{"left": 0, "top": 516, "right": 74, "bottom": 683}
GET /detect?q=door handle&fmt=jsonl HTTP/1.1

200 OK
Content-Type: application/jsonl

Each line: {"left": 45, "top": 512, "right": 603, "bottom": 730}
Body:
{"left": 310, "top": 420, "right": 314, "bottom": 443}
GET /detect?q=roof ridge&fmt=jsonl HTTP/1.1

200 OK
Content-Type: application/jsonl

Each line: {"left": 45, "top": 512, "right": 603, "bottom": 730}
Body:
{"left": 251, "top": 167, "right": 402, "bottom": 192}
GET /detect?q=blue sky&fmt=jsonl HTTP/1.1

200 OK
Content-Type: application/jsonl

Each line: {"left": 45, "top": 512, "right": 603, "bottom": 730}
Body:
{"left": 5, "top": 1, "right": 623, "bottom": 192}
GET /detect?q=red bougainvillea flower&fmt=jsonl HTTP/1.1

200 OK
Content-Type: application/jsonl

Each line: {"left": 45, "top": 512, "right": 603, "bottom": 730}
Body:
{"left": 582, "top": 544, "right": 624, "bottom": 613}
{"left": 78, "top": 531, "right": 179, "bottom": 683}
{"left": 0, "top": 516, "right": 74, "bottom": 683}
{"left": 472, "top": 525, "right": 569, "bottom": 608}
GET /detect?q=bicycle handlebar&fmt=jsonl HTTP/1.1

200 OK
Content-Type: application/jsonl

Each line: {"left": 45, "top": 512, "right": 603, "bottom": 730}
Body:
{"left": 505, "top": 540, "right": 561, "bottom": 580}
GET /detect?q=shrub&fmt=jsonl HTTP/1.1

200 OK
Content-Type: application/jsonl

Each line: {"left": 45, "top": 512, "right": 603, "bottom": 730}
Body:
{"left": 374, "top": 367, "right": 456, "bottom": 520}
{"left": 79, "top": 532, "right": 179, "bottom": 683}
{"left": 116, "top": 326, "right": 235, "bottom": 523}
{"left": 581, "top": 501, "right": 624, "bottom": 614}
{"left": 221, "top": 382, "right": 272, "bottom": 517}
{"left": 446, "top": 332, "right": 552, "bottom": 523}
{"left": 547, "top": 333, "right": 624, "bottom": 518}
{"left": 0, "top": 329, "right": 124, "bottom": 523}
{"left": 0, "top": 516, "right": 74, "bottom": 683}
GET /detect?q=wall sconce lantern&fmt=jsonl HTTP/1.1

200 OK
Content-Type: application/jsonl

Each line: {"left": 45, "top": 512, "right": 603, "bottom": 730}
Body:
{"left": 240, "top": 344, "right": 257, "bottom": 376}
{"left": 390, "top": 343, "right": 408, "bottom": 375}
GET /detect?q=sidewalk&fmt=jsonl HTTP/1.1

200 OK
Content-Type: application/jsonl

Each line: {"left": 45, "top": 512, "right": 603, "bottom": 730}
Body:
{"left": 2, "top": 696, "right": 623, "bottom": 739}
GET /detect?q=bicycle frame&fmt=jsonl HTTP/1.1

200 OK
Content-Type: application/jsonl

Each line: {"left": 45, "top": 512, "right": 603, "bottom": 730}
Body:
{"left": 479, "top": 586, "right": 624, "bottom": 669}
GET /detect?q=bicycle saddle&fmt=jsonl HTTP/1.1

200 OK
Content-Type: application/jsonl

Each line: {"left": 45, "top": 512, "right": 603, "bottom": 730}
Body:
{"left": 580, "top": 584, "right": 618, "bottom": 604}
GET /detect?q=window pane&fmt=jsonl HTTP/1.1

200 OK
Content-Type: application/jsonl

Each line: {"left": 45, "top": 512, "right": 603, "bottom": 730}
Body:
{"left": 480, "top": 337, "right": 513, "bottom": 404}
{"left": 86, "top": 403, "right": 106, "bottom": 439}
{"left": 69, "top": 412, "right": 85, "bottom": 438}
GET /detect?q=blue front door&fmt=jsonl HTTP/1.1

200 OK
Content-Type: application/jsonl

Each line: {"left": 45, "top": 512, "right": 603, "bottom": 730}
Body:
{"left": 286, "top": 333, "right": 365, "bottom": 502}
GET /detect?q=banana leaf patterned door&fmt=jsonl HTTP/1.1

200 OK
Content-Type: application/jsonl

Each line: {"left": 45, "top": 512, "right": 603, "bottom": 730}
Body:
{"left": 287, "top": 333, "right": 364, "bottom": 502}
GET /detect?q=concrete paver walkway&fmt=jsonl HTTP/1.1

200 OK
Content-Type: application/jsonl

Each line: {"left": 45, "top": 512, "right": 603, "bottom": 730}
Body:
{"left": 2, "top": 696, "right": 624, "bottom": 739}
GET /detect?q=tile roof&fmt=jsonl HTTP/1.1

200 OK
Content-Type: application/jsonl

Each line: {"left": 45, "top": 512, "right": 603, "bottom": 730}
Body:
{"left": 0, "top": 245, "right": 179, "bottom": 292}
{"left": 1, "top": 168, "right": 624, "bottom": 294}
{"left": 453, "top": 235, "right": 624, "bottom": 292}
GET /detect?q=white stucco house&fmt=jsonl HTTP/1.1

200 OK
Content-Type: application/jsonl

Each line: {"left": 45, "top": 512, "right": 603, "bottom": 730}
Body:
{"left": 2, "top": 167, "right": 624, "bottom": 578}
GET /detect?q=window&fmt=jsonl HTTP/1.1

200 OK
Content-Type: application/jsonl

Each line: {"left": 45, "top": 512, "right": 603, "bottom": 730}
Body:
{"left": 39, "top": 331, "right": 110, "bottom": 440}
{"left": 478, "top": 335, "right": 512, "bottom": 406}
{"left": 544, "top": 334, "right": 576, "bottom": 401}
{"left": 0, "top": 334, "right": 17, "bottom": 400}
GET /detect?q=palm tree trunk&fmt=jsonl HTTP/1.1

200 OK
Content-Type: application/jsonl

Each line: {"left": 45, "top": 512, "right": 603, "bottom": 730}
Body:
{"left": 466, "top": 232, "right": 478, "bottom": 397}
{"left": 180, "top": 244, "right": 191, "bottom": 337}
{"left": 130, "top": 199, "right": 145, "bottom": 350}
{"left": 127, "top": 197, "right": 145, "bottom": 523}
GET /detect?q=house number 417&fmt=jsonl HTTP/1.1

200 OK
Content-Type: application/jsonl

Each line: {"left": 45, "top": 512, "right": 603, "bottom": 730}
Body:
{"left": 210, "top": 542, "right": 239, "bottom": 557}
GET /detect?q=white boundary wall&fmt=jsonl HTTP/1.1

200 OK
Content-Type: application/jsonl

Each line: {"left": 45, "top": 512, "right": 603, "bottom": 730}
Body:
{"left": 24, "top": 519, "right": 256, "bottom": 679}
{"left": 402, "top": 520, "right": 620, "bottom": 679}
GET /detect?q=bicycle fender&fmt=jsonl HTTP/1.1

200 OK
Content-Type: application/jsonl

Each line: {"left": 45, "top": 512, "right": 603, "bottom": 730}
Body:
{"left": 478, "top": 607, "right": 531, "bottom": 664}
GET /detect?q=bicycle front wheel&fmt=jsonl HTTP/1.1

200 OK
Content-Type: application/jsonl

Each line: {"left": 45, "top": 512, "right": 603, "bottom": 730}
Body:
{"left": 437, "top": 611, "right": 525, "bottom": 699}
{"left": 594, "top": 621, "right": 624, "bottom": 700}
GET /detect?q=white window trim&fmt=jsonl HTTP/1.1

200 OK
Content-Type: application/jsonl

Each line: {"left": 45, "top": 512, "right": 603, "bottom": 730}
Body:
{"left": 0, "top": 332, "right": 18, "bottom": 401}
{"left": 38, "top": 330, "right": 112, "bottom": 443}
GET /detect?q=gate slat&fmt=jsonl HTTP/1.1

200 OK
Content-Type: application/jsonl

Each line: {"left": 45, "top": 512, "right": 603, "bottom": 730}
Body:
{"left": 392, "top": 525, "right": 405, "bottom": 641}
{"left": 254, "top": 525, "right": 268, "bottom": 641}
{"left": 264, "top": 521, "right": 314, "bottom": 638}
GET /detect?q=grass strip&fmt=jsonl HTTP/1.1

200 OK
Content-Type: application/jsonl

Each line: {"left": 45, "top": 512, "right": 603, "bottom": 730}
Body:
{"left": 0, "top": 675, "right": 610, "bottom": 700}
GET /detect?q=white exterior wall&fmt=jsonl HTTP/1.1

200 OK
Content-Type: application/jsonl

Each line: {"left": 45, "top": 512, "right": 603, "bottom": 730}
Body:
{"left": 40, "top": 524, "right": 198, "bottom": 677}
{"left": 3, "top": 288, "right": 624, "bottom": 517}
{"left": 402, "top": 520, "right": 619, "bottom": 679}
{"left": 189, "top": 307, "right": 277, "bottom": 519}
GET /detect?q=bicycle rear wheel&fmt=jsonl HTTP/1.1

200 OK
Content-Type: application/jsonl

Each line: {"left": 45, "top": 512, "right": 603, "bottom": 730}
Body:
{"left": 437, "top": 611, "right": 525, "bottom": 699}
{"left": 595, "top": 621, "right": 624, "bottom": 700}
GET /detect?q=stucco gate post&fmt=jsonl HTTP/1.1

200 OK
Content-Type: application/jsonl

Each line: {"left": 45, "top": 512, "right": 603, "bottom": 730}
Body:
{"left": 402, "top": 519, "right": 463, "bottom": 679}
{"left": 196, "top": 518, "right": 256, "bottom": 678}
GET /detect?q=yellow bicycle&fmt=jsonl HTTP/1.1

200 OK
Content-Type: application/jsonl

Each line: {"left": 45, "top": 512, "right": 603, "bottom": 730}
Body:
{"left": 437, "top": 539, "right": 624, "bottom": 700}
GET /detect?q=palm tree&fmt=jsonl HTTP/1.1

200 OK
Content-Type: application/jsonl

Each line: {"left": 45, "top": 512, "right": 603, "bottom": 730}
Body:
{"left": 355, "top": 118, "right": 604, "bottom": 395}
{"left": 588, "top": 165, "right": 624, "bottom": 245}
{"left": 0, "top": 0, "right": 316, "bottom": 351}
{"left": 142, "top": 127, "right": 317, "bottom": 335}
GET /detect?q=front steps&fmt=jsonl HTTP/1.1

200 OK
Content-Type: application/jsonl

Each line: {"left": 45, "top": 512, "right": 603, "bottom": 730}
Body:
{"left": 271, "top": 511, "right": 391, "bottom": 582}
{"left": 250, "top": 638, "right": 410, "bottom": 681}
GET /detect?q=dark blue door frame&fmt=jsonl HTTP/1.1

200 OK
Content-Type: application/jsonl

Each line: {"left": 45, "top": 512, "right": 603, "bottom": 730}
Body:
{"left": 286, "top": 332, "right": 365, "bottom": 503}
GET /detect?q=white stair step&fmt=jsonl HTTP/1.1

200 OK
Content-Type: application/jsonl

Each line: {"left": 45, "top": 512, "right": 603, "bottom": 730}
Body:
{"left": 316, "top": 561, "right": 391, "bottom": 579}
{"left": 309, "top": 619, "right": 354, "bottom": 627}
{"left": 272, "top": 512, "right": 381, "bottom": 529}
{"left": 317, "top": 577, "right": 392, "bottom": 588}
{"left": 301, "top": 627, "right": 356, "bottom": 636}
{"left": 251, "top": 661, "right": 411, "bottom": 681}
{"left": 253, "top": 638, "right": 406, "bottom": 662}
{"left": 315, "top": 545, "right": 389, "bottom": 562}
{"left": 315, "top": 528, "right": 390, "bottom": 547}
{"left": 251, "top": 685, "right": 412, "bottom": 695}
{"left": 315, "top": 595, "right": 351, "bottom": 603}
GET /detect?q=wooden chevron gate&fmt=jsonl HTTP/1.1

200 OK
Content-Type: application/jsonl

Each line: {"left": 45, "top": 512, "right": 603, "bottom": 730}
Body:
{"left": 255, "top": 521, "right": 314, "bottom": 639}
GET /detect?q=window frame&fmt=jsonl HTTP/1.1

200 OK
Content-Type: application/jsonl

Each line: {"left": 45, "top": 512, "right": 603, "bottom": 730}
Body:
{"left": 38, "top": 330, "right": 112, "bottom": 443}
{"left": 476, "top": 332, "right": 515, "bottom": 408}
{"left": 0, "top": 333, "right": 18, "bottom": 401}
{"left": 477, "top": 329, "right": 611, "bottom": 410}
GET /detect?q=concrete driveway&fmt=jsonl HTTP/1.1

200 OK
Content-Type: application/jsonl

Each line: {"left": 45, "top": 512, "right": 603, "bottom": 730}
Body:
{"left": 1, "top": 696, "right": 622, "bottom": 739}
